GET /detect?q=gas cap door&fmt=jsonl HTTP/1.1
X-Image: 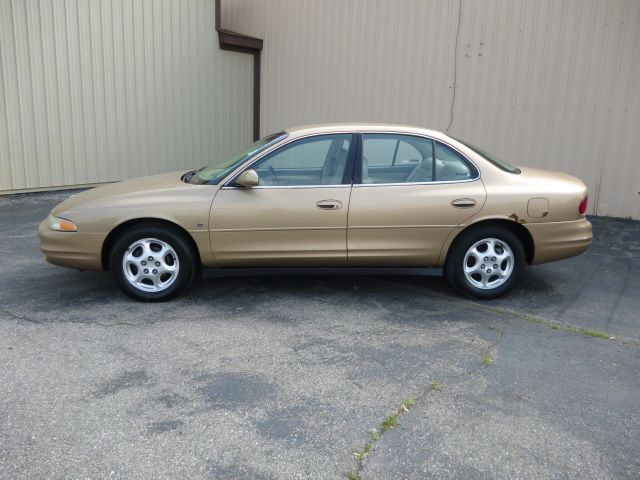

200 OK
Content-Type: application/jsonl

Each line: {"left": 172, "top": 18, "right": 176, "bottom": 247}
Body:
{"left": 527, "top": 197, "right": 549, "bottom": 218}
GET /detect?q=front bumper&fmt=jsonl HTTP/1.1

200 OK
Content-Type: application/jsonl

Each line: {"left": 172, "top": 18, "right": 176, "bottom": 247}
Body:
{"left": 525, "top": 218, "right": 592, "bottom": 265}
{"left": 38, "top": 220, "right": 105, "bottom": 271}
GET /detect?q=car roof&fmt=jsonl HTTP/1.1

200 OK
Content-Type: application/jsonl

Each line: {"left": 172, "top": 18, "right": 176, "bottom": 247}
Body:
{"left": 283, "top": 123, "right": 448, "bottom": 140}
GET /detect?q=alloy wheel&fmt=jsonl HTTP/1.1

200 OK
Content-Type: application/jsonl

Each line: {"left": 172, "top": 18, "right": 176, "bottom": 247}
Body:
{"left": 463, "top": 237, "right": 514, "bottom": 290}
{"left": 121, "top": 238, "right": 180, "bottom": 292}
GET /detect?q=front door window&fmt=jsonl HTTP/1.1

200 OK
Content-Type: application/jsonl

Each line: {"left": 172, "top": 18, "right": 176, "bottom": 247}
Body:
{"left": 247, "top": 134, "right": 353, "bottom": 186}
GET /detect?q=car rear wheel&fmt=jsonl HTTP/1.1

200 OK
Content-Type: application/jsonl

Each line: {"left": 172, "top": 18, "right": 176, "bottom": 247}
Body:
{"left": 445, "top": 226, "right": 525, "bottom": 299}
{"left": 109, "top": 225, "right": 197, "bottom": 301}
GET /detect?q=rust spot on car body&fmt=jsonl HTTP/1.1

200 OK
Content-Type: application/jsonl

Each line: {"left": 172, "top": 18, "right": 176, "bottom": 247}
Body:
{"left": 509, "top": 213, "right": 526, "bottom": 224}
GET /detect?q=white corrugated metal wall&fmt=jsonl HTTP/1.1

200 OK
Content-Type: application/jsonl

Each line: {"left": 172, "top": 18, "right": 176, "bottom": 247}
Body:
{"left": 0, "top": 0, "right": 253, "bottom": 194}
{"left": 224, "top": 0, "right": 640, "bottom": 219}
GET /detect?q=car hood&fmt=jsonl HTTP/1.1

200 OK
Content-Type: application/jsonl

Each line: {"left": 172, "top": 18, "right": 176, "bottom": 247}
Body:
{"left": 52, "top": 171, "right": 190, "bottom": 216}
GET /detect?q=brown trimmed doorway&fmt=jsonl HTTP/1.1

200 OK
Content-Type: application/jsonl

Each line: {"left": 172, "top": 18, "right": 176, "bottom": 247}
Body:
{"left": 215, "top": 0, "right": 262, "bottom": 141}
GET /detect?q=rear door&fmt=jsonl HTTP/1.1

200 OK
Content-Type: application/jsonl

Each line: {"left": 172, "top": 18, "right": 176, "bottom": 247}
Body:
{"left": 210, "top": 133, "right": 356, "bottom": 266}
{"left": 347, "top": 133, "right": 486, "bottom": 266}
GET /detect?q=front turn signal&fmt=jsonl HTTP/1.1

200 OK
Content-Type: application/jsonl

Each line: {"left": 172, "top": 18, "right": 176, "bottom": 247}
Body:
{"left": 47, "top": 215, "right": 78, "bottom": 232}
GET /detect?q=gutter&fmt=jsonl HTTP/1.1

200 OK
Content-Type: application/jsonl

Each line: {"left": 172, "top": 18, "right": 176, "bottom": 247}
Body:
{"left": 215, "top": 0, "right": 263, "bottom": 141}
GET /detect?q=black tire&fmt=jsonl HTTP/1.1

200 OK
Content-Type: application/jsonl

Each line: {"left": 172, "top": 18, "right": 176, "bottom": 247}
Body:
{"left": 108, "top": 224, "right": 198, "bottom": 301}
{"left": 444, "top": 226, "right": 525, "bottom": 299}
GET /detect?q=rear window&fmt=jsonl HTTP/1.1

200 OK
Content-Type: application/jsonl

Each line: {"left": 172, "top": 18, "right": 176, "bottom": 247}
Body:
{"left": 448, "top": 135, "right": 521, "bottom": 174}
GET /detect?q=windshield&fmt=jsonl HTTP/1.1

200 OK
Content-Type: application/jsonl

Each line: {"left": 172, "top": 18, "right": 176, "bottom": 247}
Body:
{"left": 448, "top": 135, "right": 521, "bottom": 174}
{"left": 189, "top": 131, "right": 287, "bottom": 184}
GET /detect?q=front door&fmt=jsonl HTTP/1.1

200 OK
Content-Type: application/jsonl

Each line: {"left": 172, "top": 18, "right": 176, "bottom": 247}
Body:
{"left": 210, "top": 133, "right": 356, "bottom": 266}
{"left": 348, "top": 133, "right": 486, "bottom": 266}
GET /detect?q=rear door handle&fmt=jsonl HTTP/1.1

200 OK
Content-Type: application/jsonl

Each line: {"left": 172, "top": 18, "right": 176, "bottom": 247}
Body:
{"left": 316, "top": 199, "right": 343, "bottom": 210}
{"left": 451, "top": 198, "right": 477, "bottom": 208}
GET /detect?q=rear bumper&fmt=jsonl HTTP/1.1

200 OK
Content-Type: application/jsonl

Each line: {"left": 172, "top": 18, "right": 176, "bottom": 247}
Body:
{"left": 38, "top": 220, "right": 105, "bottom": 271}
{"left": 525, "top": 218, "right": 592, "bottom": 265}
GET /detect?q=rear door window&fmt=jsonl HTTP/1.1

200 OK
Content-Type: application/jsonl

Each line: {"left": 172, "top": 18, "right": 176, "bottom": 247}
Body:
{"left": 434, "top": 142, "right": 478, "bottom": 181}
{"left": 361, "top": 134, "right": 435, "bottom": 184}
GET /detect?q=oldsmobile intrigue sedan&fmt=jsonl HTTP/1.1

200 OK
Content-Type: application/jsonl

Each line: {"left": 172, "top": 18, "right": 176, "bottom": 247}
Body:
{"left": 39, "top": 124, "right": 592, "bottom": 301}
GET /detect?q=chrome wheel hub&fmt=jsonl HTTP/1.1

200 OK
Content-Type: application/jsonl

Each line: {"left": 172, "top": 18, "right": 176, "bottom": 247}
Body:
{"left": 122, "top": 238, "right": 179, "bottom": 292}
{"left": 463, "top": 238, "right": 514, "bottom": 290}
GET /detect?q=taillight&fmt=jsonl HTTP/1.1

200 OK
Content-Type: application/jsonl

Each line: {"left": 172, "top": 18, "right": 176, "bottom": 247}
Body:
{"left": 578, "top": 195, "right": 588, "bottom": 214}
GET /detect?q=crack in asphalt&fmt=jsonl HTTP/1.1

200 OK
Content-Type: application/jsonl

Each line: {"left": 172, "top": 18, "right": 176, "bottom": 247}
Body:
{"left": 375, "top": 278, "right": 640, "bottom": 347}
{"left": 0, "top": 308, "right": 194, "bottom": 328}
{"left": 347, "top": 394, "right": 422, "bottom": 480}
{"left": 3, "top": 272, "right": 638, "bottom": 346}
{"left": 606, "top": 260, "right": 631, "bottom": 328}
{"left": 479, "top": 323, "right": 505, "bottom": 365}
{"left": 0, "top": 307, "right": 285, "bottom": 329}
{"left": 344, "top": 321, "right": 505, "bottom": 479}
{"left": 476, "top": 304, "right": 640, "bottom": 346}
{"left": 0, "top": 308, "right": 127, "bottom": 328}
{"left": 5, "top": 284, "right": 638, "bottom": 348}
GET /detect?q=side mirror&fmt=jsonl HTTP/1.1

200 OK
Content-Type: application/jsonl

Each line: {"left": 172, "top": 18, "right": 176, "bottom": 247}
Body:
{"left": 235, "top": 169, "right": 259, "bottom": 187}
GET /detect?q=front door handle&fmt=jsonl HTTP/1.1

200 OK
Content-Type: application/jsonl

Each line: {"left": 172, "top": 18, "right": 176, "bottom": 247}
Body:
{"left": 451, "top": 198, "right": 477, "bottom": 208}
{"left": 316, "top": 199, "right": 343, "bottom": 210}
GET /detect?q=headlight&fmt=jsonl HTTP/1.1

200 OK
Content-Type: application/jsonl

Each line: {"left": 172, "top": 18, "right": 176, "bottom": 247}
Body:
{"left": 47, "top": 215, "right": 78, "bottom": 232}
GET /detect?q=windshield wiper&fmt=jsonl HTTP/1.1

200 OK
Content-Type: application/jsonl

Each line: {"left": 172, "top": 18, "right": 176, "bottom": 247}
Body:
{"left": 183, "top": 166, "right": 206, "bottom": 183}
{"left": 182, "top": 170, "right": 197, "bottom": 182}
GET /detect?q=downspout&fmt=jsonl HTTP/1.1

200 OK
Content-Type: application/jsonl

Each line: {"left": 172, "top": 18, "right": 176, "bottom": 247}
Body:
{"left": 214, "top": 0, "right": 262, "bottom": 141}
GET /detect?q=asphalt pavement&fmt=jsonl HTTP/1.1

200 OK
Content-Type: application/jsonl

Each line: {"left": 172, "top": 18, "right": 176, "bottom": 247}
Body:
{"left": 0, "top": 191, "right": 638, "bottom": 479}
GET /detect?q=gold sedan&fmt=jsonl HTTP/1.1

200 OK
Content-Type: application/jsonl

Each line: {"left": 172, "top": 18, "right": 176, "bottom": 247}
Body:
{"left": 39, "top": 124, "right": 592, "bottom": 301}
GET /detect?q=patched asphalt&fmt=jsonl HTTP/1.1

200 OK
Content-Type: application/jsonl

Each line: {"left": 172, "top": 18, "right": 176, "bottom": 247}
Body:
{"left": 0, "top": 191, "right": 638, "bottom": 479}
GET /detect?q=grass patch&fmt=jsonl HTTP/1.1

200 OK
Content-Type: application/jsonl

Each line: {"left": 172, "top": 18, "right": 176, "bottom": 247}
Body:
{"left": 481, "top": 356, "right": 495, "bottom": 366}
{"left": 353, "top": 441, "right": 374, "bottom": 460}
{"left": 584, "top": 329, "right": 612, "bottom": 339}
{"left": 348, "top": 394, "right": 422, "bottom": 478}
{"left": 480, "top": 306, "right": 618, "bottom": 342}
{"left": 381, "top": 413, "right": 398, "bottom": 431}
{"left": 430, "top": 381, "right": 443, "bottom": 391}
{"left": 401, "top": 396, "right": 415, "bottom": 409}
{"left": 548, "top": 323, "right": 612, "bottom": 340}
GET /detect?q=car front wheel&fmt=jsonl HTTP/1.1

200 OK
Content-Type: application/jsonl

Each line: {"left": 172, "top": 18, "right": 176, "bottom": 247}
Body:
{"left": 445, "top": 226, "right": 525, "bottom": 299}
{"left": 109, "top": 225, "right": 197, "bottom": 301}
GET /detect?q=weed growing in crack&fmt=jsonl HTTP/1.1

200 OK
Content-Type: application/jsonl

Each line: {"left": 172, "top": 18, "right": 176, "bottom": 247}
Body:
{"left": 402, "top": 396, "right": 416, "bottom": 408}
{"left": 584, "top": 329, "right": 612, "bottom": 340}
{"left": 481, "top": 355, "right": 495, "bottom": 366}
{"left": 347, "top": 395, "right": 423, "bottom": 478}
{"left": 480, "top": 306, "right": 619, "bottom": 342}
{"left": 353, "top": 441, "right": 374, "bottom": 460}
{"left": 430, "top": 381, "right": 443, "bottom": 391}
{"left": 347, "top": 470, "right": 361, "bottom": 480}
{"left": 381, "top": 413, "right": 398, "bottom": 431}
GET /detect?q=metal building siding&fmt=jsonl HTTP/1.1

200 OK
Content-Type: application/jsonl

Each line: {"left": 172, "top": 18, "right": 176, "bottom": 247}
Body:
{"left": 0, "top": 0, "right": 253, "bottom": 193}
{"left": 225, "top": 0, "right": 640, "bottom": 219}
